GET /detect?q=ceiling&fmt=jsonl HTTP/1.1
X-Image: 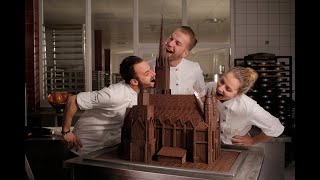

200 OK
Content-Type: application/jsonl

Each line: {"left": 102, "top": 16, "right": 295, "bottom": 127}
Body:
{"left": 43, "top": 0, "right": 230, "bottom": 53}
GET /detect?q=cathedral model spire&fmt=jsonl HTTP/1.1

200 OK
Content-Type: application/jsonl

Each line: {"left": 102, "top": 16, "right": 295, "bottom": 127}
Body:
{"left": 155, "top": 14, "right": 171, "bottom": 94}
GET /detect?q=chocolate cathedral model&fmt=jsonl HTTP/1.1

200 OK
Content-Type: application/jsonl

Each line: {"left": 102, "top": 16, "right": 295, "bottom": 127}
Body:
{"left": 120, "top": 16, "right": 221, "bottom": 165}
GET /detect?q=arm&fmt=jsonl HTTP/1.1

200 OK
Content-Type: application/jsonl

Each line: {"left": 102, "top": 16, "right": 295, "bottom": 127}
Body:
{"left": 232, "top": 131, "right": 272, "bottom": 146}
{"left": 232, "top": 98, "right": 284, "bottom": 146}
{"left": 62, "top": 95, "right": 78, "bottom": 133}
{"left": 62, "top": 95, "right": 82, "bottom": 149}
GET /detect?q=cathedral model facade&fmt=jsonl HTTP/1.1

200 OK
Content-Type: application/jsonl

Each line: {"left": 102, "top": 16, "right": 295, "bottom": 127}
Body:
{"left": 120, "top": 16, "right": 221, "bottom": 165}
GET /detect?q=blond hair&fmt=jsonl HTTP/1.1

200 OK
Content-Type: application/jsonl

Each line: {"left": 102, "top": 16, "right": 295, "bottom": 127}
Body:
{"left": 177, "top": 26, "right": 198, "bottom": 50}
{"left": 228, "top": 66, "right": 258, "bottom": 94}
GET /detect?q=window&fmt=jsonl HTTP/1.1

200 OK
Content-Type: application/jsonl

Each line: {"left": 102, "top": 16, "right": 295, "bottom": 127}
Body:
{"left": 40, "top": 0, "right": 231, "bottom": 106}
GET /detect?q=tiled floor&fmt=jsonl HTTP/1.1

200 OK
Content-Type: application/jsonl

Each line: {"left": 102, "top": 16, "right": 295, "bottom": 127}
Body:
{"left": 284, "top": 161, "right": 295, "bottom": 180}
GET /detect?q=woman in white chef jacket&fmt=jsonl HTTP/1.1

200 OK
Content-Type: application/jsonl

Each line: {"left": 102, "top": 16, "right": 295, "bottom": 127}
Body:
{"left": 206, "top": 66, "right": 284, "bottom": 146}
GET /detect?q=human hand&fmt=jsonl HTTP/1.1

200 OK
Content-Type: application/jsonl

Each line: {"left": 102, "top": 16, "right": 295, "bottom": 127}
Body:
{"left": 231, "top": 134, "right": 254, "bottom": 146}
{"left": 63, "top": 132, "right": 83, "bottom": 151}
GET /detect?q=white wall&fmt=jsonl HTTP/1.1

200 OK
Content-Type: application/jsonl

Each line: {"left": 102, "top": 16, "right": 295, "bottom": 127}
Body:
{"left": 233, "top": 0, "right": 295, "bottom": 99}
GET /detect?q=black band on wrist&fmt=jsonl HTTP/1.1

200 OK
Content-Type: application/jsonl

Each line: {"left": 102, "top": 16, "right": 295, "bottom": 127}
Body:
{"left": 61, "top": 129, "right": 70, "bottom": 136}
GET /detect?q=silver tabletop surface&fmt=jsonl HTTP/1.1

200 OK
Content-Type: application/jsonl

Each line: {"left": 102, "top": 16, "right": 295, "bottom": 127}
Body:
{"left": 64, "top": 145, "right": 264, "bottom": 180}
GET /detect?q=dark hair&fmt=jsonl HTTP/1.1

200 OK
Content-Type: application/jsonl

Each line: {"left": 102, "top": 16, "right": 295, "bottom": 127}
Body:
{"left": 120, "top": 56, "right": 144, "bottom": 84}
{"left": 177, "top": 26, "right": 198, "bottom": 50}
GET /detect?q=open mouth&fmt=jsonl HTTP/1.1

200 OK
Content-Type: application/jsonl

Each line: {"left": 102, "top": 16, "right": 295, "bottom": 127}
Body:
{"left": 216, "top": 91, "right": 223, "bottom": 97}
{"left": 151, "top": 77, "right": 156, "bottom": 83}
{"left": 166, "top": 48, "right": 173, "bottom": 54}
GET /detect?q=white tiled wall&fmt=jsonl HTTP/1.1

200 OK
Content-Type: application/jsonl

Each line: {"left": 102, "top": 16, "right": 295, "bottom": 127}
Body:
{"left": 234, "top": 0, "right": 295, "bottom": 99}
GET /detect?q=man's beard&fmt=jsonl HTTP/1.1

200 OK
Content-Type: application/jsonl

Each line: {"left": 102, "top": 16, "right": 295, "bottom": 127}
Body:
{"left": 137, "top": 78, "right": 145, "bottom": 91}
{"left": 137, "top": 78, "right": 154, "bottom": 91}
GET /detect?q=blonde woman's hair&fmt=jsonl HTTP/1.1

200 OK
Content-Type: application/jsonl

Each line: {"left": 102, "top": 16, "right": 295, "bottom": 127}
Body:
{"left": 228, "top": 66, "right": 258, "bottom": 94}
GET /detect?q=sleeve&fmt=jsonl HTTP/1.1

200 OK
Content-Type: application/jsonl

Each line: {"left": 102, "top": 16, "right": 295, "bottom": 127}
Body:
{"left": 76, "top": 86, "right": 115, "bottom": 110}
{"left": 193, "top": 62, "right": 206, "bottom": 97}
{"left": 249, "top": 102, "right": 285, "bottom": 137}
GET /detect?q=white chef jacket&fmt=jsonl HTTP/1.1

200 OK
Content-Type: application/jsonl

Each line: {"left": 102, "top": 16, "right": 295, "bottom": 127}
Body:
{"left": 71, "top": 81, "right": 137, "bottom": 155}
{"left": 206, "top": 82, "right": 284, "bottom": 144}
{"left": 149, "top": 58, "right": 206, "bottom": 97}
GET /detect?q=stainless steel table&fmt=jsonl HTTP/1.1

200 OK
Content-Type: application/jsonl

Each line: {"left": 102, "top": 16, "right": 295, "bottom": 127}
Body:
{"left": 64, "top": 145, "right": 264, "bottom": 180}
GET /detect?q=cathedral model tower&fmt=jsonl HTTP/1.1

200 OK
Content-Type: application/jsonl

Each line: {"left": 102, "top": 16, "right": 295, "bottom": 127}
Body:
{"left": 120, "top": 15, "right": 221, "bottom": 165}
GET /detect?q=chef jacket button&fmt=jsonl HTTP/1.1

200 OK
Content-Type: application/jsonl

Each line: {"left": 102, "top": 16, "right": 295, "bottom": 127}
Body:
{"left": 176, "top": 69, "right": 179, "bottom": 71}
{"left": 176, "top": 83, "right": 179, "bottom": 86}
{"left": 223, "top": 119, "right": 226, "bottom": 122}
{"left": 221, "top": 131, "right": 223, "bottom": 133}
{"left": 224, "top": 106, "right": 227, "bottom": 110}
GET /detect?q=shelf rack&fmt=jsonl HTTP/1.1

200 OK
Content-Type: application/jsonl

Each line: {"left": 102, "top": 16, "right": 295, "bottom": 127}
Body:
{"left": 234, "top": 53, "right": 294, "bottom": 137}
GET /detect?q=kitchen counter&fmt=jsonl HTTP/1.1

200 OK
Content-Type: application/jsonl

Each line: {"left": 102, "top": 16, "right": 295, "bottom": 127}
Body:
{"left": 64, "top": 145, "right": 264, "bottom": 180}
{"left": 248, "top": 126, "right": 292, "bottom": 143}
{"left": 25, "top": 133, "right": 70, "bottom": 180}
{"left": 221, "top": 135, "right": 291, "bottom": 180}
{"left": 269, "top": 134, "right": 291, "bottom": 142}
{"left": 247, "top": 127, "right": 292, "bottom": 180}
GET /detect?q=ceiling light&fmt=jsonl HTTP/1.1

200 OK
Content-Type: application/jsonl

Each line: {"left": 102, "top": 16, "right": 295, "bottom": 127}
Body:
{"left": 203, "top": 18, "right": 225, "bottom": 24}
